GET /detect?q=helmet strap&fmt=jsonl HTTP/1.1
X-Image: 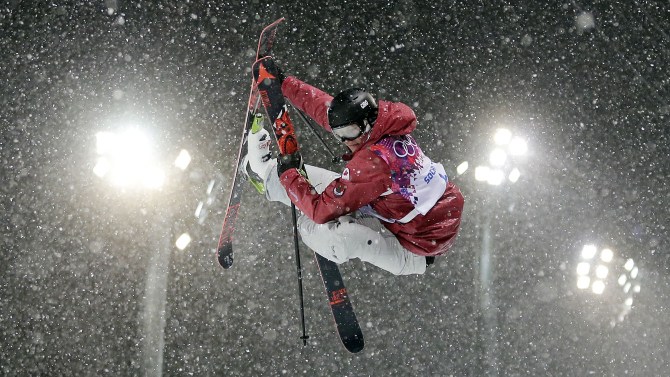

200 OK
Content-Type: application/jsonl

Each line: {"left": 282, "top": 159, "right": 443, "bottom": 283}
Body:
{"left": 362, "top": 119, "right": 373, "bottom": 142}
{"left": 362, "top": 119, "right": 372, "bottom": 134}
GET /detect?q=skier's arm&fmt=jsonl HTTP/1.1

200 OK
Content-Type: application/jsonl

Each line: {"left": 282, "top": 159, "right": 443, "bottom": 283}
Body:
{"left": 279, "top": 151, "right": 391, "bottom": 223}
{"left": 281, "top": 76, "right": 334, "bottom": 131}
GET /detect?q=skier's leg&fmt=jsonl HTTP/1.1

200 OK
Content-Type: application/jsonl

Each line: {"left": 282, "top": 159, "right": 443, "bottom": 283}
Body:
{"left": 261, "top": 162, "right": 338, "bottom": 206}
{"left": 297, "top": 215, "right": 427, "bottom": 275}
{"left": 246, "top": 127, "right": 338, "bottom": 204}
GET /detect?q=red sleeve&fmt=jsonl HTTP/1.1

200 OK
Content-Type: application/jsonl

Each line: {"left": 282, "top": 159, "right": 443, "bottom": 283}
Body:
{"left": 279, "top": 150, "right": 391, "bottom": 224}
{"left": 281, "top": 76, "right": 333, "bottom": 132}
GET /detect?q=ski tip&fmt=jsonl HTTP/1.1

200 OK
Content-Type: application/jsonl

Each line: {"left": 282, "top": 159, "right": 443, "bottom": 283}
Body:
{"left": 341, "top": 330, "right": 364, "bottom": 353}
{"left": 344, "top": 336, "right": 364, "bottom": 354}
{"left": 217, "top": 245, "right": 234, "bottom": 269}
{"left": 268, "top": 17, "right": 286, "bottom": 28}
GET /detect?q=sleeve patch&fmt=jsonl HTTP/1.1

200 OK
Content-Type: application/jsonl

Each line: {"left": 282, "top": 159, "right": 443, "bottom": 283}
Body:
{"left": 333, "top": 183, "right": 346, "bottom": 197}
{"left": 341, "top": 168, "right": 351, "bottom": 180}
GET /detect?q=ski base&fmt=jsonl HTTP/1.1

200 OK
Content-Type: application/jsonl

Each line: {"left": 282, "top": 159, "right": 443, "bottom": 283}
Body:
{"left": 315, "top": 254, "right": 364, "bottom": 353}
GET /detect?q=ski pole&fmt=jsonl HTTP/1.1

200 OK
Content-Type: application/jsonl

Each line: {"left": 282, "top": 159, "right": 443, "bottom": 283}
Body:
{"left": 291, "top": 203, "right": 309, "bottom": 346}
{"left": 289, "top": 103, "right": 342, "bottom": 163}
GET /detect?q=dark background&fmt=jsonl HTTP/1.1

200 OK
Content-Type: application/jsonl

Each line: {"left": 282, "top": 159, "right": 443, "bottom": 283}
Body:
{"left": 2, "top": 0, "right": 669, "bottom": 375}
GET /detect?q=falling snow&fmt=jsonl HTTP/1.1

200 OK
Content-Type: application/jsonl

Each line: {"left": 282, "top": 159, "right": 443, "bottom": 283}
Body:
{"left": 2, "top": 1, "right": 670, "bottom": 376}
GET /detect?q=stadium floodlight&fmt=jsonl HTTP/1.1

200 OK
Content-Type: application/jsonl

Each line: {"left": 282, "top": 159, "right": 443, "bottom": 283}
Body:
{"left": 494, "top": 128, "right": 512, "bottom": 145}
{"left": 472, "top": 129, "right": 527, "bottom": 186}
{"left": 489, "top": 148, "right": 507, "bottom": 167}
{"left": 591, "top": 280, "right": 606, "bottom": 295}
{"left": 174, "top": 149, "right": 192, "bottom": 171}
{"left": 475, "top": 166, "right": 490, "bottom": 182}
{"left": 575, "top": 243, "right": 643, "bottom": 325}
{"left": 473, "top": 127, "right": 528, "bottom": 377}
{"left": 630, "top": 266, "right": 639, "bottom": 279}
{"left": 457, "top": 161, "right": 469, "bottom": 175}
{"left": 508, "top": 168, "right": 521, "bottom": 183}
{"left": 508, "top": 136, "right": 528, "bottom": 156}
{"left": 175, "top": 233, "right": 192, "bottom": 250}
{"left": 624, "top": 259, "right": 635, "bottom": 271}
{"left": 577, "top": 276, "right": 591, "bottom": 290}
{"left": 576, "top": 262, "right": 591, "bottom": 276}
{"left": 581, "top": 244, "right": 598, "bottom": 260}
{"left": 92, "top": 126, "right": 224, "bottom": 377}
{"left": 595, "top": 265, "right": 609, "bottom": 279}
{"left": 93, "top": 128, "right": 165, "bottom": 189}
{"left": 600, "top": 248, "right": 614, "bottom": 263}
{"left": 487, "top": 169, "right": 505, "bottom": 186}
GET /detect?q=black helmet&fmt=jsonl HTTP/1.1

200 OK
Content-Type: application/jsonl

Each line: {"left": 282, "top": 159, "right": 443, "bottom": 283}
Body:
{"left": 328, "top": 88, "right": 378, "bottom": 129}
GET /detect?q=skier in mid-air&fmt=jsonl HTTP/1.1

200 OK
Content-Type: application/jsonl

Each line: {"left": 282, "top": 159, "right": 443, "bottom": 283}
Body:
{"left": 245, "top": 57, "right": 464, "bottom": 275}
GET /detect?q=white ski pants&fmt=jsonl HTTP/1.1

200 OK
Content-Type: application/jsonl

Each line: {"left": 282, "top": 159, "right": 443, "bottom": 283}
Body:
{"left": 262, "top": 161, "right": 427, "bottom": 275}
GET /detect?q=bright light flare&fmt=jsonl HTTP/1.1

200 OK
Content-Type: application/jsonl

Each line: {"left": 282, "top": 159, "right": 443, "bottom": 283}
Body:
{"left": 508, "top": 136, "right": 528, "bottom": 156}
{"left": 96, "top": 131, "right": 116, "bottom": 155}
{"left": 175, "top": 149, "right": 192, "bottom": 170}
{"left": 474, "top": 166, "right": 490, "bottom": 182}
{"left": 494, "top": 128, "right": 512, "bottom": 145}
{"left": 94, "top": 128, "right": 165, "bottom": 189}
{"left": 624, "top": 282, "right": 631, "bottom": 293}
{"left": 175, "top": 233, "right": 192, "bottom": 250}
{"left": 581, "top": 244, "right": 598, "bottom": 260}
{"left": 577, "top": 276, "right": 591, "bottom": 290}
{"left": 195, "top": 201, "right": 204, "bottom": 218}
{"left": 591, "top": 280, "right": 605, "bottom": 294}
{"left": 474, "top": 166, "right": 504, "bottom": 186}
{"left": 487, "top": 170, "right": 504, "bottom": 185}
{"left": 576, "top": 262, "right": 591, "bottom": 276}
{"left": 489, "top": 148, "right": 507, "bottom": 167}
{"left": 93, "top": 157, "right": 111, "bottom": 178}
{"left": 456, "top": 161, "right": 469, "bottom": 175}
{"left": 508, "top": 168, "right": 521, "bottom": 183}
{"left": 143, "top": 168, "right": 166, "bottom": 189}
{"left": 595, "top": 265, "right": 609, "bottom": 279}
{"left": 206, "top": 179, "right": 216, "bottom": 195}
{"left": 600, "top": 248, "right": 614, "bottom": 263}
{"left": 624, "top": 258, "right": 635, "bottom": 271}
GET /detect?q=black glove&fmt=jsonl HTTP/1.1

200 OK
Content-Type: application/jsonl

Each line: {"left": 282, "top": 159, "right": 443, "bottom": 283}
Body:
{"left": 257, "top": 56, "right": 285, "bottom": 84}
{"left": 277, "top": 152, "right": 304, "bottom": 177}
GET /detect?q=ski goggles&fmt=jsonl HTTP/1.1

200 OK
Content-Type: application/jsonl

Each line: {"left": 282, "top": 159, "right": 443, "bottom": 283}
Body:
{"left": 332, "top": 123, "right": 364, "bottom": 142}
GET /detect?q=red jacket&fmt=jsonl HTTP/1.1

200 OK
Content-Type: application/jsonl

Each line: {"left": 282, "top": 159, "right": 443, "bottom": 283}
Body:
{"left": 279, "top": 76, "right": 464, "bottom": 256}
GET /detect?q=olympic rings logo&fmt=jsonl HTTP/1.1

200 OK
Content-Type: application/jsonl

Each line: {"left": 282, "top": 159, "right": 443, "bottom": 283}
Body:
{"left": 392, "top": 136, "right": 418, "bottom": 157}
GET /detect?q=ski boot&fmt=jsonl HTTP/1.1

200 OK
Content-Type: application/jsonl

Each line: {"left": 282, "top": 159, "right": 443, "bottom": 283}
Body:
{"left": 240, "top": 113, "right": 275, "bottom": 194}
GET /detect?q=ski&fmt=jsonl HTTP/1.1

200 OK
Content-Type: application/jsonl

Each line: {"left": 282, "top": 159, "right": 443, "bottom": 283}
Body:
{"left": 216, "top": 86, "right": 261, "bottom": 268}
{"left": 252, "top": 22, "right": 364, "bottom": 353}
{"left": 216, "top": 18, "right": 284, "bottom": 269}
{"left": 315, "top": 253, "right": 364, "bottom": 353}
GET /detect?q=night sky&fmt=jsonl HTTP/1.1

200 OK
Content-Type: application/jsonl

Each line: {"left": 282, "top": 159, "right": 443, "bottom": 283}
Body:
{"left": 2, "top": 1, "right": 669, "bottom": 376}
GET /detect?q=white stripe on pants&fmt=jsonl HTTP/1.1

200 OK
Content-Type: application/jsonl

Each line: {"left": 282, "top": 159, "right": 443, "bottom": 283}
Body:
{"left": 262, "top": 161, "right": 427, "bottom": 275}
